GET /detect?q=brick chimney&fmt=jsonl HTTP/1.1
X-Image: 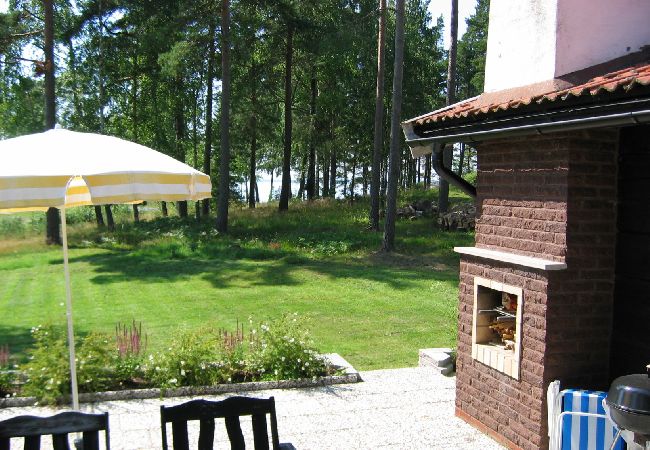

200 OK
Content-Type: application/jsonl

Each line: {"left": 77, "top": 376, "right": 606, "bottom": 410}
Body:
{"left": 484, "top": 0, "right": 650, "bottom": 93}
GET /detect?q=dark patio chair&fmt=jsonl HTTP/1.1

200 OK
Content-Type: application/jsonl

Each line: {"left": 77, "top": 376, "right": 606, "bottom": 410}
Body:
{"left": 0, "top": 411, "right": 109, "bottom": 450}
{"left": 160, "top": 396, "right": 294, "bottom": 450}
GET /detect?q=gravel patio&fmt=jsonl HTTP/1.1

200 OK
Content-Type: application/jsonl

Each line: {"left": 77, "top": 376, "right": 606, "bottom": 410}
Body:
{"left": 0, "top": 367, "right": 505, "bottom": 449}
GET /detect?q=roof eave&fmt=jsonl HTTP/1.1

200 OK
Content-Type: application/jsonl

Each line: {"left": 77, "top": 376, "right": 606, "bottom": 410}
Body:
{"left": 403, "top": 96, "right": 650, "bottom": 156}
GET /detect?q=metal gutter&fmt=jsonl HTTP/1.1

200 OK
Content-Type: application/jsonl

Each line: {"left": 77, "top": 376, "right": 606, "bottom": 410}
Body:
{"left": 402, "top": 101, "right": 650, "bottom": 151}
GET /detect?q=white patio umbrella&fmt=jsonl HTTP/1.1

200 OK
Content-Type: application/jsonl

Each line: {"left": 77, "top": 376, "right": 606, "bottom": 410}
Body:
{"left": 0, "top": 128, "right": 212, "bottom": 409}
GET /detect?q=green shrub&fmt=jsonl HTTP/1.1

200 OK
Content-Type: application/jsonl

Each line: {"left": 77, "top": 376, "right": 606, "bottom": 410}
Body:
{"left": 21, "top": 325, "right": 149, "bottom": 403}
{"left": 18, "top": 317, "right": 330, "bottom": 403}
{"left": 0, "top": 370, "right": 14, "bottom": 398}
{"left": 65, "top": 207, "right": 96, "bottom": 225}
{"left": 21, "top": 325, "right": 71, "bottom": 405}
{"left": 113, "top": 354, "right": 147, "bottom": 388}
{"left": 0, "top": 217, "right": 27, "bottom": 238}
{"left": 144, "top": 327, "right": 228, "bottom": 389}
{"left": 76, "top": 333, "right": 119, "bottom": 393}
{"left": 248, "top": 314, "right": 327, "bottom": 381}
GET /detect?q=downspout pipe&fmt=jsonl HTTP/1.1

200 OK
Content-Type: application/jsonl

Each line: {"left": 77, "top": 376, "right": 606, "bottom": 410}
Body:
{"left": 431, "top": 143, "right": 477, "bottom": 199}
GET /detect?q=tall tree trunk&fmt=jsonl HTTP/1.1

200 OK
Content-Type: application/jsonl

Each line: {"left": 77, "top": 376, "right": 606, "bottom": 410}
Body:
{"left": 94, "top": 207, "right": 105, "bottom": 227}
{"left": 439, "top": 0, "right": 458, "bottom": 214}
{"left": 329, "top": 148, "right": 336, "bottom": 197}
{"left": 322, "top": 151, "right": 330, "bottom": 197}
{"left": 382, "top": 0, "right": 406, "bottom": 252}
{"left": 202, "top": 16, "right": 217, "bottom": 217}
{"left": 342, "top": 160, "right": 348, "bottom": 199}
{"left": 315, "top": 155, "right": 320, "bottom": 198}
{"left": 44, "top": 0, "right": 60, "bottom": 245}
{"left": 362, "top": 164, "right": 368, "bottom": 196}
{"left": 379, "top": 161, "right": 388, "bottom": 203}
{"left": 424, "top": 154, "right": 431, "bottom": 189}
{"left": 248, "top": 75, "right": 258, "bottom": 209}
{"left": 306, "top": 70, "right": 317, "bottom": 201}
{"left": 279, "top": 25, "right": 294, "bottom": 211}
{"left": 174, "top": 74, "right": 188, "bottom": 218}
{"left": 298, "top": 155, "right": 306, "bottom": 200}
{"left": 370, "top": 0, "right": 387, "bottom": 230}
{"left": 411, "top": 158, "right": 417, "bottom": 186}
{"left": 192, "top": 86, "right": 200, "bottom": 218}
{"left": 349, "top": 154, "right": 357, "bottom": 200}
{"left": 104, "top": 205, "right": 114, "bottom": 231}
{"left": 268, "top": 171, "right": 274, "bottom": 202}
{"left": 131, "top": 55, "right": 140, "bottom": 223}
{"left": 216, "top": 0, "right": 231, "bottom": 232}
{"left": 248, "top": 116, "right": 258, "bottom": 209}
{"left": 457, "top": 142, "right": 465, "bottom": 177}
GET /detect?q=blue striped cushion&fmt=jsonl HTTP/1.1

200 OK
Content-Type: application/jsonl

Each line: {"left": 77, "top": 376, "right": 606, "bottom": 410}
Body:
{"left": 561, "top": 389, "right": 625, "bottom": 450}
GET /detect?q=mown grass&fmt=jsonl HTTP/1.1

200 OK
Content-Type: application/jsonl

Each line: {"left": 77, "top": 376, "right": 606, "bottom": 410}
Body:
{"left": 0, "top": 193, "right": 473, "bottom": 370}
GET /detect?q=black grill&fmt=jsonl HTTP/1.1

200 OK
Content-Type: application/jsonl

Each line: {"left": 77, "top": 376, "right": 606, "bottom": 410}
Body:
{"left": 606, "top": 365, "right": 650, "bottom": 440}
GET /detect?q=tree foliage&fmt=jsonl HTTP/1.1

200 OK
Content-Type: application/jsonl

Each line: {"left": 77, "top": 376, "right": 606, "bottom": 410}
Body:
{"left": 0, "top": 0, "right": 489, "bottom": 228}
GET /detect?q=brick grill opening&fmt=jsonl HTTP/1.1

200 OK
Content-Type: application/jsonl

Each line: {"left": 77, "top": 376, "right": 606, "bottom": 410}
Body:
{"left": 472, "top": 277, "right": 523, "bottom": 379}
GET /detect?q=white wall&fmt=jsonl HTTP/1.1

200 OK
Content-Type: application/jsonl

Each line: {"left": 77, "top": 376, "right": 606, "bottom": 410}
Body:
{"left": 484, "top": 0, "right": 558, "bottom": 92}
{"left": 483, "top": 0, "right": 650, "bottom": 93}
{"left": 555, "top": 0, "right": 650, "bottom": 77}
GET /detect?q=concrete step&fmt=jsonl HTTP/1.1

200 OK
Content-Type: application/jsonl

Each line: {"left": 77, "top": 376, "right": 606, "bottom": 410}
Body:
{"left": 419, "top": 348, "right": 455, "bottom": 375}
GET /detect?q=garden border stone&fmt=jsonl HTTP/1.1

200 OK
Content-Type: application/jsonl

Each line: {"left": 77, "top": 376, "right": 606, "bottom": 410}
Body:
{"left": 0, "top": 353, "right": 359, "bottom": 408}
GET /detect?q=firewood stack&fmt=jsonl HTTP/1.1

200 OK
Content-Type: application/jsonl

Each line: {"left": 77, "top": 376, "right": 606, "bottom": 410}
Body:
{"left": 489, "top": 321, "right": 516, "bottom": 350}
{"left": 396, "top": 200, "right": 438, "bottom": 219}
{"left": 438, "top": 202, "right": 476, "bottom": 231}
{"left": 489, "top": 293, "right": 518, "bottom": 351}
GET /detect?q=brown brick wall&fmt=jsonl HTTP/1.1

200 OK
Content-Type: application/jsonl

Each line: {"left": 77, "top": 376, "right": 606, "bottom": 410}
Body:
{"left": 457, "top": 257, "right": 550, "bottom": 450}
{"left": 544, "top": 130, "right": 618, "bottom": 390}
{"left": 456, "top": 130, "right": 619, "bottom": 449}
{"left": 475, "top": 136, "right": 570, "bottom": 262}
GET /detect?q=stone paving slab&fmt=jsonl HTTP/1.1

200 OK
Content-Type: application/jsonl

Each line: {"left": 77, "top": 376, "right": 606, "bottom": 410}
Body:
{"left": 0, "top": 367, "right": 505, "bottom": 449}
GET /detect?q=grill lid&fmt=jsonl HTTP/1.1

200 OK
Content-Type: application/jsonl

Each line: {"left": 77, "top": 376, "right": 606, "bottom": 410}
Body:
{"left": 606, "top": 365, "right": 650, "bottom": 415}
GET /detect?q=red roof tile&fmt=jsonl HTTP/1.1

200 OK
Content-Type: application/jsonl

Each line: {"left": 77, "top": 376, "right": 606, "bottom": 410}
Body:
{"left": 408, "top": 62, "right": 650, "bottom": 127}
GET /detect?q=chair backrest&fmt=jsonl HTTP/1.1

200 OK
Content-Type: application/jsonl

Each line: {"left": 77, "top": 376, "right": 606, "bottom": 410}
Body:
{"left": 160, "top": 396, "right": 281, "bottom": 450}
{"left": 0, "top": 411, "right": 109, "bottom": 450}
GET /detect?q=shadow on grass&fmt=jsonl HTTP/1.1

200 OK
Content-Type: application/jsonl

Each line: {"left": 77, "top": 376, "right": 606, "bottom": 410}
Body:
{"left": 0, "top": 325, "right": 92, "bottom": 363}
{"left": 53, "top": 201, "right": 472, "bottom": 291}
{"left": 65, "top": 243, "right": 458, "bottom": 291}
{"left": 0, "top": 325, "right": 34, "bottom": 362}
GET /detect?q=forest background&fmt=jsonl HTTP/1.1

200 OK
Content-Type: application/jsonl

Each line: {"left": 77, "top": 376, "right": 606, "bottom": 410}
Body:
{"left": 0, "top": 0, "right": 488, "bottom": 218}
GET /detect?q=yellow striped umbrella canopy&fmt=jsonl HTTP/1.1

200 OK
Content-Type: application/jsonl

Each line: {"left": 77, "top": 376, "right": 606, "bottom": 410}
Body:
{"left": 0, "top": 128, "right": 212, "bottom": 410}
{"left": 0, "top": 128, "right": 211, "bottom": 212}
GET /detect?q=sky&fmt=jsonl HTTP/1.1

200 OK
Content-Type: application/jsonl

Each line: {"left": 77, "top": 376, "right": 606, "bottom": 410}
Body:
{"left": 428, "top": 0, "right": 478, "bottom": 49}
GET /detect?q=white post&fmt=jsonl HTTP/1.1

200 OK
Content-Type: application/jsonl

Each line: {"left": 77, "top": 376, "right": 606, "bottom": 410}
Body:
{"left": 60, "top": 207, "right": 79, "bottom": 410}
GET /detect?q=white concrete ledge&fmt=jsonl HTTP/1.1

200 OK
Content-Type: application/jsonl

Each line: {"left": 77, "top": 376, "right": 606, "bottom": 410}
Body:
{"left": 454, "top": 247, "right": 567, "bottom": 271}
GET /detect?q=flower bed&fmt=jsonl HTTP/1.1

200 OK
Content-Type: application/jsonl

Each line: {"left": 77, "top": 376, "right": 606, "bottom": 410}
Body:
{"left": 0, "top": 315, "right": 354, "bottom": 406}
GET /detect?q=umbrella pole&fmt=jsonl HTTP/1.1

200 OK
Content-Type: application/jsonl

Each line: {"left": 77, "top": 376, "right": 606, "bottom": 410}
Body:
{"left": 60, "top": 207, "right": 80, "bottom": 410}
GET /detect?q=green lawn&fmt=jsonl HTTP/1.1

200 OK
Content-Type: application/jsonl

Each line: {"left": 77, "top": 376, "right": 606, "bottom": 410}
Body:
{"left": 0, "top": 197, "right": 473, "bottom": 370}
